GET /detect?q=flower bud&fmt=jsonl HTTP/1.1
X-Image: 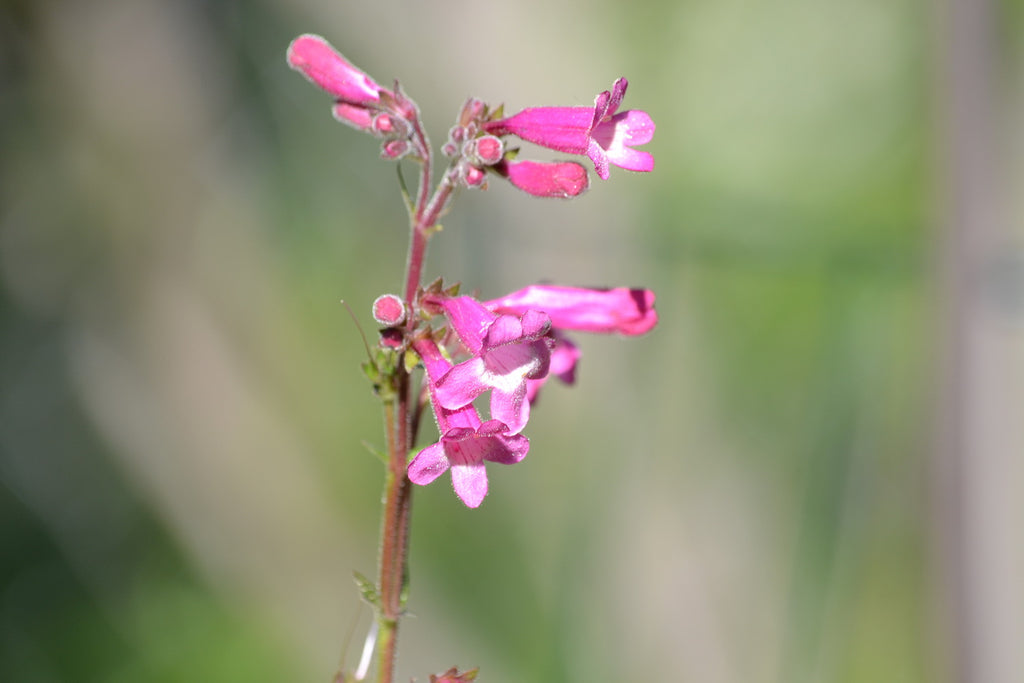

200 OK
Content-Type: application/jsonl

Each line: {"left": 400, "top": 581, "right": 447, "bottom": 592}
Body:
{"left": 287, "top": 34, "right": 382, "bottom": 106}
{"left": 332, "top": 103, "right": 373, "bottom": 132}
{"left": 457, "top": 98, "right": 487, "bottom": 127}
{"left": 464, "top": 135, "right": 504, "bottom": 166}
{"left": 373, "top": 294, "right": 407, "bottom": 326}
{"left": 493, "top": 159, "right": 589, "bottom": 198}
{"left": 379, "top": 327, "right": 404, "bottom": 349}
{"left": 462, "top": 164, "right": 487, "bottom": 189}
{"left": 381, "top": 139, "right": 411, "bottom": 159}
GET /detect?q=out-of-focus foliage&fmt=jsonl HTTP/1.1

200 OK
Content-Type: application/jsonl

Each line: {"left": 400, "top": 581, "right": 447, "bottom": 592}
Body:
{"left": 1, "top": 0, "right": 1021, "bottom": 682}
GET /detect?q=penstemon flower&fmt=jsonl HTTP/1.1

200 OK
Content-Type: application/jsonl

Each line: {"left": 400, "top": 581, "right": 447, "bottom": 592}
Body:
{"left": 408, "top": 336, "right": 530, "bottom": 508}
{"left": 424, "top": 294, "right": 552, "bottom": 434}
{"left": 486, "top": 285, "right": 658, "bottom": 401}
{"left": 287, "top": 31, "right": 657, "bottom": 683}
{"left": 484, "top": 78, "right": 656, "bottom": 180}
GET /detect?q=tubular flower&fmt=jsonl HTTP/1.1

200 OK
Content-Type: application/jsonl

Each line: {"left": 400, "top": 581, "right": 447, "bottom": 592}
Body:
{"left": 409, "top": 338, "right": 530, "bottom": 508}
{"left": 484, "top": 78, "right": 655, "bottom": 180}
{"left": 486, "top": 285, "right": 658, "bottom": 401}
{"left": 486, "top": 285, "right": 658, "bottom": 335}
{"left": 431, "top": 295, "right": 553, "bottom": 434}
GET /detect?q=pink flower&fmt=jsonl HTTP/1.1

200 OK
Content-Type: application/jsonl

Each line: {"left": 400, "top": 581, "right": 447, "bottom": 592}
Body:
{"left": 286, "top": 34, "right": 382, "bottom": 106}
{"left": 431, "top": 295, "right": 552, "bottom": 434}
{"left": 492, "top": 159, "right": 590, "bottom": 198}
{"left": 484, "top": 78, "right": 655, "bottom": 180}
{"left": 486, "top": 285, "right": 658, "bottom": 335}
{"left": 409, "top": 338, "right": 530, "bottom": 508}
{"left": 486, "top": 285, "right": 658, "bottom": 402}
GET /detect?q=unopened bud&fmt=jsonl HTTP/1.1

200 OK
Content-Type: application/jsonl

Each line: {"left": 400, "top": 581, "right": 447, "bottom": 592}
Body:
{"left": 457, "top": 98, "right": 487, "bottom": 127}
{"left": 373, "top": 294, "right": 407, "bottom": 326}
{"left": 464, "top": 135, "right": 504, "bottom": 166}
{"left": 462, "top": 164, "right": 487, "bottom": 189}
{"left": 379, "top": 327, "right": 404, "bottom": 349}
{"left": 332, "top": 102, "right": 374, "bottom": 132}
{"left": 381, "top": 139, "right": 411, "bottom": 159}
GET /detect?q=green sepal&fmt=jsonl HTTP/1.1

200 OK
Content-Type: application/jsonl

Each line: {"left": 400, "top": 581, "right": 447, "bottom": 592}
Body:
{"left": 352, "top": 571, "right": 380, "bottom": 608}
{"left": 364, "top": 346, "right": 401, "bottom": 400}
{"left": 403, "top": 347, "right": 421, "bottom": 374}
{"left": 361, "top": 359, "right": 380, "bottom": 385}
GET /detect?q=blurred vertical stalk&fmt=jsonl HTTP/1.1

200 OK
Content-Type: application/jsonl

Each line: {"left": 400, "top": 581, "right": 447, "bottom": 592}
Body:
{"left": 933, "top": 0, "right": 1024, "bottom": 682}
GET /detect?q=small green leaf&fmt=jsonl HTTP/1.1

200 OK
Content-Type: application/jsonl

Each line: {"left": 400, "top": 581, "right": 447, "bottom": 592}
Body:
{"left": 396, "top": 164, "right": 414, "bottom": 216}
{"left": 362, "top": 360, "right": 380, "bottom": 383}
{"left": 362, "top": 440, "right": 388, "bottom": 464}
{"left": 352, "top": 571, "right": 380, "bottom": 608}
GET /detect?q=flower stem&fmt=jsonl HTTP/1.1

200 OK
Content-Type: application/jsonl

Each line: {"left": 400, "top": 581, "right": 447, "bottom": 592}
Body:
{"left": 375, "top": 388, "right": 412, "bottom": 683}
{"left": 374, "top": 118, "right": 443, "bottom": 683}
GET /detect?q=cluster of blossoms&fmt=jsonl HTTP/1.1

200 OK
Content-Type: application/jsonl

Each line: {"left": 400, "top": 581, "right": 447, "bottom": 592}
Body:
{"left": 288, "top": 34, "right": 659, "bottom": 508}
{"left": 387, "top": 283, "right": 658, "bottom": 508}
{"left": 288, "top": 34, "right": 655, "bottom": 198}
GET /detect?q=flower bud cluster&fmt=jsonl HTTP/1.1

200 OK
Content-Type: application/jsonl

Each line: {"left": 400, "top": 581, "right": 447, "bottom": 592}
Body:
{"left": 288, "top": 34, "right": 420, "bottom": 160}
{"left": 442, "top": 99, "right": 505, "bottom": 190}
{"left": 288, "top": 35, "right": 654, "bottom": 199}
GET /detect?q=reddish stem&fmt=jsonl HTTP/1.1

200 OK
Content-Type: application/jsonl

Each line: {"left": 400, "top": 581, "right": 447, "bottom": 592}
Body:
{"left": 376, "top": 113, "right": 453, "bottom": 683}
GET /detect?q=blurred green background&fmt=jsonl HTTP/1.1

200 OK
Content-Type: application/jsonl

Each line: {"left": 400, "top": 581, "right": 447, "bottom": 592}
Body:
{"left": 2, "top": 0, "right": 1022, "bottom": 681}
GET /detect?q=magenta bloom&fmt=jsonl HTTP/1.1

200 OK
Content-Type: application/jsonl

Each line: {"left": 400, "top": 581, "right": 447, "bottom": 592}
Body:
{"left": 286, "top": 34, "right": 382, "bottom": 106}
{"left": 486, "top": 285, "right": 658, "bottom": 401}
{"left": 484, "top": 78, "right": 655, "bottom": 180}
{"left": 431, "top": 295, "right": 552, "bottom": 434}
{"left": 486, "top": 285, "right": 658, "bottom": 335}
{"left": 493, "top": 159, "right": 590, "bottom": 198}
{"left": 409, "top": 338, "right": 530, "bottom": 508}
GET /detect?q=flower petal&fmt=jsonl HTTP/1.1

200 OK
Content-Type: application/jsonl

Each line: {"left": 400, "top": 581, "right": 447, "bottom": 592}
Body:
{"left": 439, "top": 296, "right": 497, "bottom": 355}
{"left": 408, "top": 442, "right": 450, "bottom": 485}
{"left": 450, "top": 462, "right": 488, "bottom": 508}
{"left": 490, "top": 383, "right": 531, "bottom": 434}
{"left": 434, "top": 357, "right": 489, "bottom": 410}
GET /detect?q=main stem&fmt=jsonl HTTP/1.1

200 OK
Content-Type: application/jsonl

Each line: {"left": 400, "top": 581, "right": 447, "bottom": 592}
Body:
{"left": 375, "top": 386, "right": 412, "bottom": 683}
{"left": 374, "top": 123, "right": 455, "bottom": 683}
